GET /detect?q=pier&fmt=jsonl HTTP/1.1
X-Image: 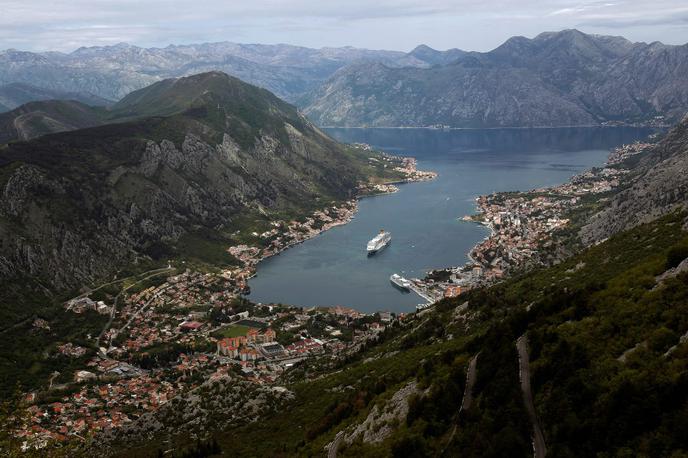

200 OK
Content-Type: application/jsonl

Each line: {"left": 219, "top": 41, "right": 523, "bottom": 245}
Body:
{"left": 409, "top": 282, "right": 435, "bottom": 304}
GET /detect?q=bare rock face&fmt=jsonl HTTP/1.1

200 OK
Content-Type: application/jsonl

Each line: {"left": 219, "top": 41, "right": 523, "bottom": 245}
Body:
{"left": 343, "top": 381, "right": 419, "bottom": 445}
{"left": 581, "top": 118, "right": 688, "bottom": 244}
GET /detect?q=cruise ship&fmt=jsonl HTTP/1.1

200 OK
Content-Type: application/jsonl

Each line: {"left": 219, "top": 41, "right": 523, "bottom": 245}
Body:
{"left": 367, "top": 230, "right": 391, "bottom": 254}
{"left": 390, "top": 273, "right": 412, "bottom": 291}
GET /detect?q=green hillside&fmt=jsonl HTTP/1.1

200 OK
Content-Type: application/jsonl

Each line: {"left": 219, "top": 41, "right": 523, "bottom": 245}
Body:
{"left": 105, "top": 210, "right": 687, "bottom": 457}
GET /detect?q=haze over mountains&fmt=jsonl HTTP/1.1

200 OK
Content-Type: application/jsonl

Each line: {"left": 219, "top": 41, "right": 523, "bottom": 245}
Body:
{"left": 0, "top": 42, "right": 437, "bottom": 105}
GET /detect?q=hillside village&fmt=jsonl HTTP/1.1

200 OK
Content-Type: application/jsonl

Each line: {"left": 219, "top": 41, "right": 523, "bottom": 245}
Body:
{"left": 409, "top": 139, "right": 659, "bottom": 301}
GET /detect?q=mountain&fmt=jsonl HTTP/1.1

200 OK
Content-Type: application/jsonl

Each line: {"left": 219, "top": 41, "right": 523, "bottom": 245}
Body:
{"left": 300, "top": 59, "right": 597, "bottom": 127}
{"left": 0, "top": 43, "right": 411, "bottom": 103}
{"left": 393, "top": 44, "right": 467, "bottom": 67}
{"left": 582, "top": 115, "right": 688, "bottom": 243}
{"left": 0, "top": 82, "right": 111, "bottom": 113}
{"left": 0, "top": 100, "right": 106, "bottom": 143}
{"left": 302, "top": 30, "right": 688, "bottom": 127}
{"left": 0, "top": 72, "right": 384, "bottom": 293}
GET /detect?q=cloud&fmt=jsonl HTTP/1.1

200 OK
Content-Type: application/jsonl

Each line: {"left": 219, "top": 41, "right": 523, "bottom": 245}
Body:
{"left": 0, "top": 0, "right": 686, "bottom": 52}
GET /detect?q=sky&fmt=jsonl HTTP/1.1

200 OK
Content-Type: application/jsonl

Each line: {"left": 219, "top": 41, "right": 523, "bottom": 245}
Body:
{"left": 1, "top": 0, "right": 687, "bottom": 53}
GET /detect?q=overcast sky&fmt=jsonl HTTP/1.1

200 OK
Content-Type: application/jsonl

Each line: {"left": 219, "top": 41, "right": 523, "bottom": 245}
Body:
{"left": 1, "top": 0, "right": 687, "bottom": 52}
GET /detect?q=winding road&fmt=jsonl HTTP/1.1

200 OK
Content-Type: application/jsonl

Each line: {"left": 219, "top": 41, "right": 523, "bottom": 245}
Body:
{"left": 95, "top": 267, "right": 174, "bottom": 350}
{"left": 460, "top": 353, "right": 479, "bottom": 413}
{"left": 517, "top": 335, "right": 547, "bottom": 458}
{"left": 440, "top": 352, "right": 479, "bottom": 457}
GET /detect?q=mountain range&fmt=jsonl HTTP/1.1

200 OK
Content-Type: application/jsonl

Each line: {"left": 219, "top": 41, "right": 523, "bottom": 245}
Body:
{"left": 302, "top": 29, "right": 688, "bottom": 128}
{"left": 0, "top": 42, "right": 448, "bottom": 105}
{"left": 1, "top": 29, "right": 688, "bottom": 458}
{"left": 3, "top": 30, "right": 686, "bottom": 128}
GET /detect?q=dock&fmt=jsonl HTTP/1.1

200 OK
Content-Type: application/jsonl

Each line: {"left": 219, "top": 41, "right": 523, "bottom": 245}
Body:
{"left": 408, "top": 282, "right": 435, "bottom": 304}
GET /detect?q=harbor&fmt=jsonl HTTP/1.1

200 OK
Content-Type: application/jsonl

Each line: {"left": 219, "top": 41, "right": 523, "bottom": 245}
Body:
{"left": 248, "top": 126, "right": 655, "bottom": 314}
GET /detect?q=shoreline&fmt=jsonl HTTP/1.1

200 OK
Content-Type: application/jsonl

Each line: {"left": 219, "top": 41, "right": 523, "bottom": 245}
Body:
{"left": 435, "top": 137, "right": 658, "bottom": 288}
{"left": 229, "top": 155, "right": 438, "bottom": 292}
{"left": 323, "top": 124, "right": 667, "bottom": 131}
{"left": 240, "top": 134, "right": 658, "bottom": 310}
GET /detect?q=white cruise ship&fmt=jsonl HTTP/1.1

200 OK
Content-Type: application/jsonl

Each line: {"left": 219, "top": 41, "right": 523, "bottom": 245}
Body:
{"left": 367, "top": 230, "right": 391, "bottom": 254}
{"left": 390, "top": 273, "right": 412, "bottom": 291}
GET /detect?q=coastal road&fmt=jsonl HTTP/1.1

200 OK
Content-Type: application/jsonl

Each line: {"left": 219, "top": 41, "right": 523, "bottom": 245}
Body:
{"left": 517, "top": 335, "right": 547, "bottom": 458}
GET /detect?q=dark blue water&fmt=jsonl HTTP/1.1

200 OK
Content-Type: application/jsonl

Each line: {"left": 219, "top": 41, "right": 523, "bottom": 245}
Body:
{"left": 247, "top": 127, "right": 655, "bottom": 313}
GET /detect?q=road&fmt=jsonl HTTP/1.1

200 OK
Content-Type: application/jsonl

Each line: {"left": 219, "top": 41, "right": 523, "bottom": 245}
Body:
{"left": 440, "top": 352, "right": 479, "bottom": 457}
{"left": 96, "top": 267, "right": 174, "bottom": 350}
{"left": 115, "top": 284, "right": 173, "bottom": 336}
{"left": 460, "top": 353, "right": 479, "bottom": 413}
{"left": 517, "top": 335, "right": 547, "bottom": 458}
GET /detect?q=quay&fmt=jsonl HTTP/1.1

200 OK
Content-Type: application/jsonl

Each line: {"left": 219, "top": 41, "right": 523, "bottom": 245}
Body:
{"left": 408, "top": 282, "right": 435, "bottom": 304}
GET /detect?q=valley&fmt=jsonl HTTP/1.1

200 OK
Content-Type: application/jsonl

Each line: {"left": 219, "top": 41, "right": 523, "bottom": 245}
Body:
{"left": 0, "top": 18, "right": 687, "bottom": 458}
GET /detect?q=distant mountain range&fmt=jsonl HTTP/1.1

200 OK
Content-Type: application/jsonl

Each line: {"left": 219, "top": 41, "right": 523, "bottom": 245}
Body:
{"left": 302, "top": 30, "right": 688, "bottom": 128}
{"left": 2, "top": 31, "right": 686, "bottom": 128}
{"left": 0, "top": 72, "right": 380, "bottom": 291}
{"left": 0, "top": 42, "right": 450, "bottom": 104}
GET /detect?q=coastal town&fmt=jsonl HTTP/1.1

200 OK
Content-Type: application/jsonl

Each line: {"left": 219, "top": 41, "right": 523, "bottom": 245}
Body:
{"left": 20, "top": 265, "right": 403, "bottom": 448}
{"left": 408, "top": 139, "right": 659, "bottom": 299}
{"left": 13, "top": 148, "right": 432, "bottom": 449}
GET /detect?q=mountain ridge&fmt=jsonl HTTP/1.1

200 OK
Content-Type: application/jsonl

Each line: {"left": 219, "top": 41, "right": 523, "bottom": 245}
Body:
{"left": 302, "top": 29, "right": 688, "bottom": 128}
{"left": 0, "top": 82, "right": 111, "bottom": 113}
{"left": 0, "top": 41, "right": 414, "bottom": 102}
